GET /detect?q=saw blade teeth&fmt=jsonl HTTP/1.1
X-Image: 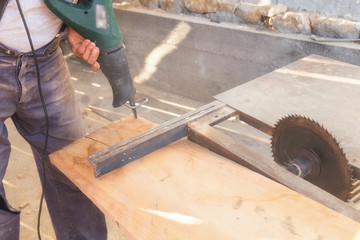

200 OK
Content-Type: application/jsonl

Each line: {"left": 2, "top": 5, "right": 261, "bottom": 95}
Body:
{"left": 271, "top": 114, "right": 353, "bottom": 201}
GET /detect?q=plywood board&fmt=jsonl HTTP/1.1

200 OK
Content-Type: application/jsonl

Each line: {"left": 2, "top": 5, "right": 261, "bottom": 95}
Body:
{"left": 50, "top": 116, "right": 360, "bottom": 240}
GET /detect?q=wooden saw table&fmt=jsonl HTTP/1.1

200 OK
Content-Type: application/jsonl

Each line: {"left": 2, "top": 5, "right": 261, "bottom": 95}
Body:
{"left": 215, "top": 54, "right": 360, "bottom": 177}
{"left": 49, "top": 118, "right": 360, "bottom": 240}
{"left": 50, "top": 55, "right": 360, "bottom": 239}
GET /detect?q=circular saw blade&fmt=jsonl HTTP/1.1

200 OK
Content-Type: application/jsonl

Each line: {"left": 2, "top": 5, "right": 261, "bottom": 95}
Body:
{"left": 271, "top": 115, "right": 353, "bottom": 201}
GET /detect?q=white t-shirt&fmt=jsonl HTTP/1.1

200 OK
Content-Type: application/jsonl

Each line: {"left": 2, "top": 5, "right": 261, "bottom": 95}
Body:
{"left": 0, "top": 0, "right": 63, "bottom": 52}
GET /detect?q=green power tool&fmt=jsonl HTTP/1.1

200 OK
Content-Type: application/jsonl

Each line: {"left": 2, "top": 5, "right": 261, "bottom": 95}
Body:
{"left": 44, "top": 0, "right": 138, "bottom": 117}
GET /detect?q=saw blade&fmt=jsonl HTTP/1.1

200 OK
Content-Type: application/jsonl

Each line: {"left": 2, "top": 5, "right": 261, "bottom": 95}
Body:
{"left": 271, "top": 114, "right": 353, "bottom": 201}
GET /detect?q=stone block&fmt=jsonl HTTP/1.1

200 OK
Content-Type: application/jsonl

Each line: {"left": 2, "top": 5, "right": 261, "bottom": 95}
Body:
{"left": 259, "top": 4, "right": 287, "bottom": 17}
{"left": 270, "top": 11, "right": 312, "bottom": 35}
{"left": 313, "top": 17, "right": 360, "bottom": 39}
{"left": 160, "top": 0, "right": 185, "bottom": 13}
{"left": 234, "top": 2, "right": 262, "bottom": 24}
{"left": 218, "top": 1, "right": 239, "bottom": 13}
{"left": 184, "top": 0, "right": 219, "bottom": 13}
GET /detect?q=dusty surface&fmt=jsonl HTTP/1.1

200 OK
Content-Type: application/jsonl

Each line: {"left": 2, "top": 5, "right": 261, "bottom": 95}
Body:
{"left": 4, "top": 38, "right": 272, "bottom": 238}
{"left": 5, "top": 8, "right": 360, "bottom": 237}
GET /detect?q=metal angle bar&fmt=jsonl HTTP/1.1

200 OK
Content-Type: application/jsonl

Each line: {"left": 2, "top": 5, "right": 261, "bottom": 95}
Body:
{"left": 88, "top": 101, "right": 223, "bottom": 159}
{"left": 91, "top": 124, "right": 185, "bottom": 177}
{"left": 87, "top": 101, "right": 226, "bottom": 177}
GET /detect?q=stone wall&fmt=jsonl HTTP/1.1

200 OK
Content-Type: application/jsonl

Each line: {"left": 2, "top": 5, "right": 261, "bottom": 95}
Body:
{"left": 274, "top": 0, "right": 360, "bottom": 21}
{"left": 243, "top": 0, "right": 360, "bottom": 21}
{"left": 132, "top": 0, "right": 360, "bottom": 39}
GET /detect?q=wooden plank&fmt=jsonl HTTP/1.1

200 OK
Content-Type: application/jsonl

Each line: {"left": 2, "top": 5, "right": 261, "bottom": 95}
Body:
{"left": 50, "top": 116, "right": 360, "bottom": 240}
{"left": 187, "top": 119, "right": 360, "bottom": 222}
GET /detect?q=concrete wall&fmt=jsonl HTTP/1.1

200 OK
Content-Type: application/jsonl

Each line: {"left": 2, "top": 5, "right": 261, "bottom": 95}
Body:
{"left": 245, "top": 0, "right": 360, "bottom": 21}
{"left": 115, "top": 7, "right": 360, "bottom": 103}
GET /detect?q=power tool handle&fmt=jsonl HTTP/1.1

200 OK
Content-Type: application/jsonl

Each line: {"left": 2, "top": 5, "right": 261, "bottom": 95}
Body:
{"left": 98, "top": 45, "right": 136, "bottom": 108}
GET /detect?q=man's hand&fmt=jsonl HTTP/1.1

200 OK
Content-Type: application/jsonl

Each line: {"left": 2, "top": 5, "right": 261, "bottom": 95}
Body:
{"left": 67, "top": 27, "right": 100, "bottom": 72}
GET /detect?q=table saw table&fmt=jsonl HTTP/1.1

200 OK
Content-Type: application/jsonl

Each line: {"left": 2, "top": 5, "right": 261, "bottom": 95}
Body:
{"left": 50, "top": 55, "right": 360, "bottom": 239}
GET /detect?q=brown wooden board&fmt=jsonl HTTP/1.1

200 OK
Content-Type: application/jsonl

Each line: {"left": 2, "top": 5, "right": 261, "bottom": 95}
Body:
{"left": 50, "top": 116, "right": 360, "bottom": 239}
{"left": 187, "top": 117, "right": 360, "bottom": 222}
{"left": 215, "top": 54, "right": 360, "bottom": 174}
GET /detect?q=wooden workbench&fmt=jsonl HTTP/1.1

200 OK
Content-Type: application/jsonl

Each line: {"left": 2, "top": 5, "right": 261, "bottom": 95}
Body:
{"left": 50, "top": 116, "right": 360, "bottom": 240}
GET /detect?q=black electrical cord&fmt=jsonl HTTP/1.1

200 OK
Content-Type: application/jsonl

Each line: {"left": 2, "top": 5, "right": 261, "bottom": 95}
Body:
{"left": 15, "top": 1, "right": 49, "bottom": 240}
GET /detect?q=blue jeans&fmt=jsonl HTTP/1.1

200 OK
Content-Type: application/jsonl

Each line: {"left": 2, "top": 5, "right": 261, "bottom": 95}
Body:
{"left": 0, "top": 37, "right": 107, "bottom": 239}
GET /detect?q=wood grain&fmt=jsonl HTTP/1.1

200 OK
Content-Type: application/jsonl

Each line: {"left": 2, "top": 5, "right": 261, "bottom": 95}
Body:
{"left": 50, "top": 116, "right": 360, "bottom": 240}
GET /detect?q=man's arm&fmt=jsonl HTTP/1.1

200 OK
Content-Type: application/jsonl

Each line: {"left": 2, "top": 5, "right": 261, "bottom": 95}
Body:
{"left": 67, "top": 27, "right": 100, "bottom": 72}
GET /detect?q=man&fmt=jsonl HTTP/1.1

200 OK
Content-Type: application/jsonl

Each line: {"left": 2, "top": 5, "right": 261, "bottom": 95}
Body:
{"left": 0, "top": 0, "right": 107, "bottom": 239}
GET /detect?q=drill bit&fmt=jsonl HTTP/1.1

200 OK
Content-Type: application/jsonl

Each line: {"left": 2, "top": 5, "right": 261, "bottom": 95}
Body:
{"left": 128, "top": 97, "right": 137, "bottom": 118}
